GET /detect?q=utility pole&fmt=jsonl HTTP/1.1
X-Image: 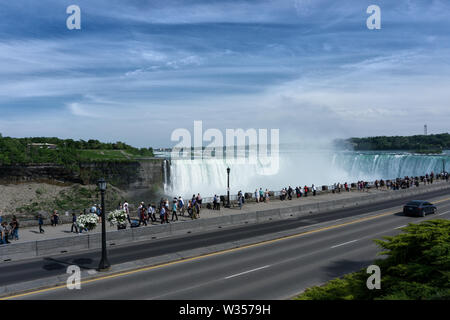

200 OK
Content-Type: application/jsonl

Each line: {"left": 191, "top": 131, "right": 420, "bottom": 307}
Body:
{"left": 424, "top": 124, "right": 427, "bottom": 135}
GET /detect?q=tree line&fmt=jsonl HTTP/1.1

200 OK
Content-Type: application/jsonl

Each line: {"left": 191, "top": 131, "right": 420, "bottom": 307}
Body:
{"left": 335, "top": 133, "right": 450, "bottom": 152}
{"left": 0, "top": 134, "right": 154, "bottom": 166}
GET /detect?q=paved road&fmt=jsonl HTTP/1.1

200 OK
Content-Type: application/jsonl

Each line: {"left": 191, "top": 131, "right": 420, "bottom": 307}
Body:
{"left": 0, "top": 187, "right": 449, "bottom": 287}
{"left": 4, "top": 188, "right": 450, "bottom": 299}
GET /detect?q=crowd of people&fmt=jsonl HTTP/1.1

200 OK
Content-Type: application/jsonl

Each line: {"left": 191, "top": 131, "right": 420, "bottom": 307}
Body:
{"left": 0, "top": 211, "right": 20, "bottom": 244}
{"left": 118, "top": 193, "right": 204, "bottom": 226}
{"left": 279, "top": 185, "right": 318, "bottom": 200}
{"left": 1, "top": 171, "right": 448, "bottom": 244}
{"left": 368, "top": 171, "right": 449, "bottom": 191}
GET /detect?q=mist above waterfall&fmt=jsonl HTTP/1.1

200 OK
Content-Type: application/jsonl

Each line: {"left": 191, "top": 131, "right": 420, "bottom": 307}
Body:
{"left": 164, "top": 143, "right": 450, "bottom": 198}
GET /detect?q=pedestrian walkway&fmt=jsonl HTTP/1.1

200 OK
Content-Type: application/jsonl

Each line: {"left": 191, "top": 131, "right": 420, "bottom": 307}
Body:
{"left": 4, "top": 186, "right": 393, "bottom": 244}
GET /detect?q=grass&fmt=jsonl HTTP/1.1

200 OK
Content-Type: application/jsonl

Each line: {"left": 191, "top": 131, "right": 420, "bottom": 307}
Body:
{"left": 78, "top": 150, "right": 134, "bottom": 161}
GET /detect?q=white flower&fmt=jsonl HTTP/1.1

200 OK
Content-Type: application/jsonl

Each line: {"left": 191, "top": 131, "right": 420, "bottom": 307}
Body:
{"left": 107, "top": 209, "right": 127, "bottom": 225}
{"left": 77, "top": 213, "right": 99, "bottom": 230}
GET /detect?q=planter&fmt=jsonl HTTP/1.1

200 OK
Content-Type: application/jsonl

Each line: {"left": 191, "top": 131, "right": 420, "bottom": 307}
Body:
{"left": 117, "top": 224, "right": 127, "bottom": 230}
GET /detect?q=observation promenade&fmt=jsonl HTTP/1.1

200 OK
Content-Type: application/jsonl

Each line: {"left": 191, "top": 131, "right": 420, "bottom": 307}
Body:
{"left": 6, "top": 181, "right": 448, "bottom": 245}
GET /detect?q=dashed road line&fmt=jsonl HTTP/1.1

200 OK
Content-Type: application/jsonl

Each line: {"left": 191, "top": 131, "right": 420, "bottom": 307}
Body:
{"left": 225, "top": 265, "right": 271, "bottom": 279}
{"left": 331, "top": 239, "right": 358, "bottom": 249}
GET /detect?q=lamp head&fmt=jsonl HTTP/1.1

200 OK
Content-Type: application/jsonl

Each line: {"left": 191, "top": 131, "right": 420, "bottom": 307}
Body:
{"left": 98, "top": 178, "right": 107, "bottom": 192}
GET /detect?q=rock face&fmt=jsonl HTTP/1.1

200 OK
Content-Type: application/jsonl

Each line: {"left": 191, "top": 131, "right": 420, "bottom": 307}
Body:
{"left": 0, "top": 164, "right": 82, "bottom": 185}
{"left": 0, "top": 159, "right": 166, "bottom": 191}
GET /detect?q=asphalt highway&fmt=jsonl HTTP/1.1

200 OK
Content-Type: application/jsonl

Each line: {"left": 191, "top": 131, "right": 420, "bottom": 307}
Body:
{"left": 0, "top": 187, "right": 447, "bottom": 287}
{"left": 2, "top": 187, "right": 449, "bottom": 300}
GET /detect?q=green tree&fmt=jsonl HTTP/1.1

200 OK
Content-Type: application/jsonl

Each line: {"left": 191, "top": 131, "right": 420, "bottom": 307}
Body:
{"left": 296, "top": 220, "right": 450, "bottom": 300}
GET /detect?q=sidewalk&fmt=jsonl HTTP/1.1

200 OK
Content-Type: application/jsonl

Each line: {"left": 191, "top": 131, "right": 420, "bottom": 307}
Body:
{"left": 6, "top": 186, "right": 393, "bottom": 244}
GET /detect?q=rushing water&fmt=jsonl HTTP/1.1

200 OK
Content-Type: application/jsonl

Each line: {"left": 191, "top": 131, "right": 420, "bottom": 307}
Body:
{"left": 158, "top": 149, "right": 450, "bottom": 198}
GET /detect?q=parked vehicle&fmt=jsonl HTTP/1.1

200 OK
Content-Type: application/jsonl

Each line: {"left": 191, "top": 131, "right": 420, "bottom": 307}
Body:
{"left": 403, "top": 200, "right": 437, "bottom": 217}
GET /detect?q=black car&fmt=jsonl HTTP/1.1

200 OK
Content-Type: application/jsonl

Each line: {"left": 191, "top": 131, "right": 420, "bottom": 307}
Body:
{"left": 403, "top": 200, "right": 437, "bottom": 217}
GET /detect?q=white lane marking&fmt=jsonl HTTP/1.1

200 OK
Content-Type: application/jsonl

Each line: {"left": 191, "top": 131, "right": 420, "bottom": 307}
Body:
{"left": 224, "top": 265, "right": 271, "bottom": 279}
{"left": 395, "top": 225, "right": 407, "bottom": 229}
{"left": 438, "top": 211, "right": 450, "bottom": 216}
{"left": 330, "top": 239, "right": 358, "bottom": 249}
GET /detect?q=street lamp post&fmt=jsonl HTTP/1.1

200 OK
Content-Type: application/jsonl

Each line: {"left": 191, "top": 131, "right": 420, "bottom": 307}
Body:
{"left": 226, "top": 167, "right": 231, "bottom": 208}
{"left": 98, "top": 178, "right": 110, "bottom": 271}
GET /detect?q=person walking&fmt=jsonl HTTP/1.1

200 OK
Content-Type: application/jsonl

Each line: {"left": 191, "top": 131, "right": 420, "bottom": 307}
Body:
{"left": 38, "top": 213, "right": 45, "bottom": 233}
{"left": 164, "top": 199, "right": 170, "bottom": 214}
{"left": 0, "top": 222, "right": 5, "bottom": 244}
{"left": 213, "top": 194, "right": 219, "bottom": 210}
{"left": 196, "top": 193, "right": 202, "bottom": 208}
{"left": 159, "top": 206, "right": 166, "bottom": 224}
{"left": 11, "top": 216, "right": 19, "bottom": 240}
{"left": 171, "top": 200, "right": 178, "bottom": 222}
{"left": 238, "top": 191, "right": 243, "bottom": 210}
{"left": 312, "top": 184, "right": 317, "bottom": 196}
{"left": 254, "top": 189, "right": 259, "bottom": 203}
{"left": 178, "top": 197, "right": 185, "bottom": 216}
{"left": 288, "top": 186, "right": 293, "bottom": 200}
{"left": 194, "top": 200, "right": 200, "bottom": 218}
{"left": 259, "top": 188, "right": 264, "bottom": 202}
{"left": 96, "top": 204, "right": 103, "bottom": 224}
{"left": 1, "top": 221, "right": 10, "bottom": 244}
{"left": 51, "top": 210, "right": 59, "bottom": 227}
{"left": 123, "top": 200, "right": 131, "bottom": 224}
{"left": 148, "top": 204, "right": 156, "bottom": 222}
{"left": 265, "top": 189, "right": 270, "bottom": 203}
{"left": 139, "top": 205, "right": 147, "bottom": 226}
{"left": 70, "top": 213, "right": 79, "bottom": 233}
{"left": 187, "top": 200, "right": 194, "bottom": 219}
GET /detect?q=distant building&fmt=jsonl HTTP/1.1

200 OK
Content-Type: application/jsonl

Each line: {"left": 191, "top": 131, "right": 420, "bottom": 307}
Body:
{"left": 28, "top": 143, "right": 58, "bottom": 149}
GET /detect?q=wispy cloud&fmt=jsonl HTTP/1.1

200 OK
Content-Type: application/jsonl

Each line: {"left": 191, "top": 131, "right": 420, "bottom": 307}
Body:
{"left": 1, "top": 0, "right": 450, "bottom": 146}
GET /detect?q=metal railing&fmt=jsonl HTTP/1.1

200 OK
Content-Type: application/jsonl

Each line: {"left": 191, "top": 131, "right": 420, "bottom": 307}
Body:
{"left": 170, "top": 173, "right": 448, "bottom": 206}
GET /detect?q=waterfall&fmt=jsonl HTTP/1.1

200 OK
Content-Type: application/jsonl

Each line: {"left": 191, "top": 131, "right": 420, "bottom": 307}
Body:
{"left": 163, "top": 159, "right": 168, "bottom": 192}
{"left": 333, "top": 151, "right": 450, "bottom": 181}
{"left": 164, "top": 149, "right": 450, "bottom": 198}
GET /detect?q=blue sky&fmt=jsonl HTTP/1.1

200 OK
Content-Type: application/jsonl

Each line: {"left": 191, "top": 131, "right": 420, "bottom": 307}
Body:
{"left": 0, "top": 0, "right": 449, "bottom": 147}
